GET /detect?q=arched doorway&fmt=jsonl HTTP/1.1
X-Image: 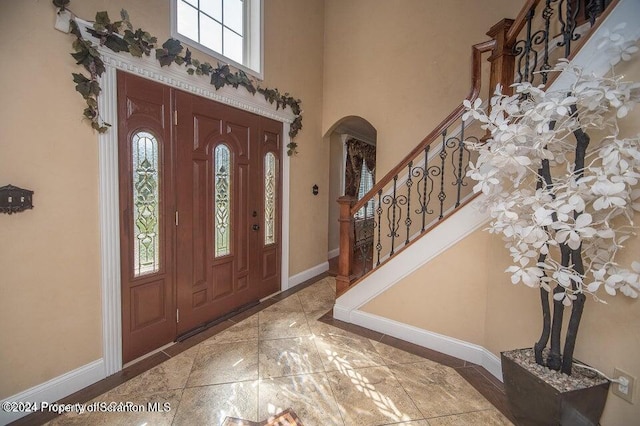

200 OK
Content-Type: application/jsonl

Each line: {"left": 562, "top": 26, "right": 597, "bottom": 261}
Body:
{"left": 325, "top": 116, "right": 377, "bottom": 268}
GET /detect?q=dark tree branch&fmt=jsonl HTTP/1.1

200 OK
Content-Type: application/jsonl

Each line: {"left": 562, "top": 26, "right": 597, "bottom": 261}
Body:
{"left": 562, "top": 104, "right": 590, "bottom": 375}
{"left": 534, "top": 160, "right": 554, "bottom": 366}
{"left": 547, "top": 243, "right": 570, "bottom": 371}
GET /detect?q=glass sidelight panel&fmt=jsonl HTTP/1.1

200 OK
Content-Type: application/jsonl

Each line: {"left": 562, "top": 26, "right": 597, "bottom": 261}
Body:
{"left": 264, "top": 152, "right": 277, "bottom": 245}
{"left": 132, "top": 131, "right": 161, "bottom": 276}
{"left": 214, "top": 144, "right": 232, "bottom": 257}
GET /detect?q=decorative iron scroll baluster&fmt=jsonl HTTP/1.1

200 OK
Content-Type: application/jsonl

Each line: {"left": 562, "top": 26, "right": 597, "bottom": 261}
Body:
{"left": 586, "top": 0, "right": 605, "bottom": 26}
{"left": 518, "top": 6, "right": 535, "bottom": 83}
{"left": 414, "top": 145, "right": 433, "bottom": 232}
{"left": 558, "top": 0, "right": 582, "bottom": 58}
{"left": 438, "top": 130, "right": 448, "bottom": 219}
{"left": 405, "top": 161, "right": 413, "bottom": 245}
{"left": 376, "top": 189, "right": 382, "bottom": 266}
{"left": 453, "top": 120, "right": 468, "bottom": 207}
{"left": 383, "top": 175, "right": 407, "bottom": 256}
{"left": 540, "top": 0, "right": 555, "bottom": 84}
{"left": 513, "top": 3, "right": 553, "bottom": 85}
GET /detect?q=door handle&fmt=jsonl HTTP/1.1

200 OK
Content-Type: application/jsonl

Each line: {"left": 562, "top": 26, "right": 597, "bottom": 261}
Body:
{"left": 252, "top": 224, "right": 260, "bottom": 231}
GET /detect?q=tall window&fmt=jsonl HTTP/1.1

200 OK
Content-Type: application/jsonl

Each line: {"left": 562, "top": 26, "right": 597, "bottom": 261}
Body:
{"left": 172, "top": 0, "right": 263, "bottom": 78}
{"left": 356, "top": 159, "right": 375, "bottom": 219}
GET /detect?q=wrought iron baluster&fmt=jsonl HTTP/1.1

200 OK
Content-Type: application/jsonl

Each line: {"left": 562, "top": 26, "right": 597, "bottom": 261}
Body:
{"left": 540, "top": 0, "right": 555, "bottom": 84}
{"left": 376, "top": 189, "right": 382, "bottom": 266}
{"left": 586, "top": 0, "right": 605, "bottom": 26}
{"left": 558, "top": 0, "right": 581, "bottom": 58}
{"left": 383, "top": 175, "right": 407, "bottom": 257}
{"left": 405, "top": 161, "right": 413, "bottom": 245}
{"left": 455, "top": 121, "right": 466, "bottom": 207}
{"left": 438, "top": 130, "right": 448, "bottom": 220}
{"left": 513, "top": 6, "right": 536, "bottom": 83}
{"left": 420, "top": 145, "right": 430, "bottom": 232}
{"left": 389, "top": 176, "right": 399, "bottom": 255}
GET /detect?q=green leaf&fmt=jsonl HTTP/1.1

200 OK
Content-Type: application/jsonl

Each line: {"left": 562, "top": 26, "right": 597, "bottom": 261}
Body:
{"left": 83, "top": 107, "right": 97, "bottom": 120}
{"left": 128, "top": 43, "right": 143, "bottom": 58}
{"left": 72, "top": 73, "right": 90, "bottom": 84}
{"left": 120, "top": 9, "right": 133, "bottom": 30}
{"left": 155, "top": 48, "right": 173, "bottom": 67}
{"left": 162, "top": 38, "right": 183, "bottom": 56}
{"left": 187, "top": 68, "right": 195, "bottom": 75}
{"left": 52, "top": 0, "right": 70, "bottom": 9}
{"left": 95, "top": 11, "right": 111, "bottom": 26}
{"left": 75, "top": 82, "right": 91, "bottom": 98}
{"left": 104, "top": 34, "right": 129, "bottom": 53}
{"left": 69, "top": 20, "right": 82, "bottom": 38}
{"left": 86, "top": 97, "right": 98, "bottom": 108}
{"left": 89, "top": 81, "right": 101, "bottom": 96}
{"left": 71, "top": 50, "right": 90, "bottom": 65}
{"left": 210, "top": 71, "right": 226, "bottom": 89}
{"left": 93, "top": 57, "right": 106, "bottom": 76}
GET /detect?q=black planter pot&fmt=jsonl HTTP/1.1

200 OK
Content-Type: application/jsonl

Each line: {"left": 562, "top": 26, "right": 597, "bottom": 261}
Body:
{"left": 501, "top": 350, "right": 610, "bottom": 426}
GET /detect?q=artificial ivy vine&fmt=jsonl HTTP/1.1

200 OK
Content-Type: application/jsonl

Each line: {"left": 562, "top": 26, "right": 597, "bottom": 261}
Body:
{"left": 55, "top": 0, "right": 303, "bottom": 155}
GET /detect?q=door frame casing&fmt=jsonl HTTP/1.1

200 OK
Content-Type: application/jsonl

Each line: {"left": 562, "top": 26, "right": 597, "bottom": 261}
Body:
{"left": 81, "top": 18, "right": 293, "bottom": 376}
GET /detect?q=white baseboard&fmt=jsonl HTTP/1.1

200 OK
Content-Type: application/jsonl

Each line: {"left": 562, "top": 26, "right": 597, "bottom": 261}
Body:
{"left": 327, "top": 248, "right": 339, "bottom": 259}
{"left": 343, "top": 310, "right": 503, "bottom": 381}
{"left": 287, "top": 261, "right": 329, "bottom": 289}
{"left": 481, "top": 349, "right": 503, "bottom": 382}
{"left": 0, "top": 359, "right": 105, "bottom": 425}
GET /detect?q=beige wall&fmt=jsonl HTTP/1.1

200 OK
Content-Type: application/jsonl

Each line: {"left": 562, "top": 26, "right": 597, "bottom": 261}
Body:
{"left": 362, "top": 229, "right": 491, "bottom": 345}
{"left": 322, "top": 0, "right": 522, "bottom": 176}
{"left": 327, "top": 132, "right": 343, "bottom": 253}
{"left": 0, "top": 0, "right": 325, "bottom": 398}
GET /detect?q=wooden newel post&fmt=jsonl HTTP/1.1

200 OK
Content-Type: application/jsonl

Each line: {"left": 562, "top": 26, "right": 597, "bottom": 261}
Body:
{"left": 336, "top": 196, "right": 355, "bottom": 294}
{"left": 487, "top": 18, "right": 516, "bottom": 97}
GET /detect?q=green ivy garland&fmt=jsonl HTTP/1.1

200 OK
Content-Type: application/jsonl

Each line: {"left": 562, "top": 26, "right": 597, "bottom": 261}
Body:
{"left": 56, "top": 1, "right": 303, "bottom": 155}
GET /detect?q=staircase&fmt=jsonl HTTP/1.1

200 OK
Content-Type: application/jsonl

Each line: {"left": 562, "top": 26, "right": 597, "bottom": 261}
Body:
{"left": 333, "top": 0, "right": 638, "bottom": 376}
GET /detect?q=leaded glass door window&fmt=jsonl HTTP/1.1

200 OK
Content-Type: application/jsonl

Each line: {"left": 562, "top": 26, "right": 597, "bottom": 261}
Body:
{"left": 132, "top": 131, "right": 161, "bottom": 276}
{"left": 264, "top": 152, "right": 277, "bottom": 245}
{"left": 214, "top": 144, "right": 232, "bottom": 257}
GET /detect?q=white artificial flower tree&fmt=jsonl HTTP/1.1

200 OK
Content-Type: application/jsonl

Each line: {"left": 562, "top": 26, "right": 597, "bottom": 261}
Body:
{"left": 464, "top": 31, "right": 640, "bottom": 375}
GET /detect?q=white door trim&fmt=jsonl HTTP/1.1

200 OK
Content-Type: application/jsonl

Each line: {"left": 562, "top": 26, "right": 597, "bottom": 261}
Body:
{"left": 76, "top": 18, "right": 295, "bottom": 376}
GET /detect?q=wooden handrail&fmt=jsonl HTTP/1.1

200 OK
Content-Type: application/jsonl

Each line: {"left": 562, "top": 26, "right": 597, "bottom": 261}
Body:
{"left": 349, "top": 39, "right": 495, "bottom": 215}
{"left": 506, "top": 0, "right": 542, "bottom": 45}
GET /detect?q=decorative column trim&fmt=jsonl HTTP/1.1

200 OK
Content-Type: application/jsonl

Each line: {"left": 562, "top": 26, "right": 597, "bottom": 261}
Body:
{"left": 97, "top": 64, "right": 122, "bottom": 376}
{"left": 282, "top": 123, "right": 291, "bottom": 290}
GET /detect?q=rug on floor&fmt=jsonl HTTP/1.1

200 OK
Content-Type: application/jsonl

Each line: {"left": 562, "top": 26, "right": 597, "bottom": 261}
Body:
{"left": 222, "top": 408, "right": 303, "bottom": 426}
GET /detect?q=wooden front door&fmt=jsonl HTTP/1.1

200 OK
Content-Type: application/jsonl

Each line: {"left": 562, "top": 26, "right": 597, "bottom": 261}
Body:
{"left": 175, "top": 92, "right": 282, "bottom": 335}
{"left": 118, "top": 72, "right": 176, "bottom": 363}
{"left": 118, "top": 72, "right": 282, "bottom": 362}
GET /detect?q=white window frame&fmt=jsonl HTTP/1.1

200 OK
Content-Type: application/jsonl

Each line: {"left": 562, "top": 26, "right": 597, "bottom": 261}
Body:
{"left": 171, "top": 0, "right": 264, "bottom": 79}
{"left": 354, "top": 159, "right": 375, "bottom": 219}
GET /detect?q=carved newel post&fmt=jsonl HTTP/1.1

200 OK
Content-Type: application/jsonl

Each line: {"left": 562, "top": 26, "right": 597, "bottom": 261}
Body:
{"left": 336, "top": 196, "right": 356, "bottom": 294}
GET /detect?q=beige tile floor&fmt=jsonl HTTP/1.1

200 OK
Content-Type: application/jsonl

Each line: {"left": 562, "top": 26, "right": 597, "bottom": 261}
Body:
{"left": 46, "top": 277, "right": 512, "bottom": 426}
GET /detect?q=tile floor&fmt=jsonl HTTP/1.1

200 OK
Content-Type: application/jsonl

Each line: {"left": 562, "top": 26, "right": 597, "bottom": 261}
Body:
{"left": 41, "top": 276, "right": 512, "bottom": 426}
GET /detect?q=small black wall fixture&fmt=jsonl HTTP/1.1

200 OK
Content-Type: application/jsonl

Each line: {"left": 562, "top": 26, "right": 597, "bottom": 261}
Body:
{"left": 0, "top": 185, "right": 34, "bottom": 214}
{"left": 312, "top": 184, "right": 319, "bottom": 196}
